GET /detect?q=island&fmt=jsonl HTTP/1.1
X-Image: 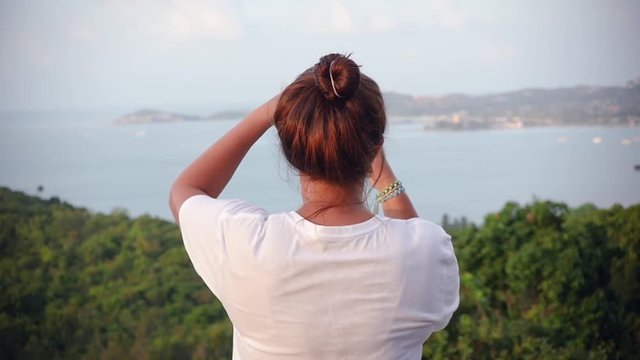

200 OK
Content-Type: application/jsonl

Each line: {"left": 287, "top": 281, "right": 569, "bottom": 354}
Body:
{"left": 115, "top": 77, "right": 640, "bottom": 130}
{"left": 114, "top": 109, "right": 249, "bottom": 124}
{"left": 384, "top": 77, "right": 640, "bottom": 131}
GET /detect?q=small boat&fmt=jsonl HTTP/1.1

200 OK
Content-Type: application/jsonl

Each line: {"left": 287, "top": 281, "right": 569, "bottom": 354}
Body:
{"left": 635, "top": 165, "right": 640, "bottom": 171}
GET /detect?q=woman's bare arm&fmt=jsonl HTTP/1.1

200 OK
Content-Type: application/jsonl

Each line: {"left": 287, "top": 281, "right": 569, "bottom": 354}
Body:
{"left": 369, "top": 148, "right": 419, "bottom": 219}
{"left": 169, "top": 95, "right": 278, "bottom": 225}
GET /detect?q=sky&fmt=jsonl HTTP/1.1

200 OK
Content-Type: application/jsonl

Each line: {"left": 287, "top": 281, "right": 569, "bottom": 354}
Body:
{"left": 1, "top": 0, "right": 639, "bottom": 112}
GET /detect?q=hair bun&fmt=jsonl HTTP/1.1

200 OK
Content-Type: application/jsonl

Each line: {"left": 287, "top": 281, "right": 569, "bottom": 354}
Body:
{"left": 314, "top": 53, "right": 361, "bottom": 101}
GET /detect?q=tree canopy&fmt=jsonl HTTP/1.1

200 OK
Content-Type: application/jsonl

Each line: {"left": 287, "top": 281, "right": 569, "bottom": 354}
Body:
{"left": 429, "top": 200, "right": 639, "bottom": 359}
{"left": 0, "top": 187, "right": 637, "bottom": 359}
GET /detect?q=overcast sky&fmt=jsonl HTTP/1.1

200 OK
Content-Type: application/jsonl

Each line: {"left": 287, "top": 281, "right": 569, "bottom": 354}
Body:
{"left": 1, "top": 0, "right": 639, "bottom": 112}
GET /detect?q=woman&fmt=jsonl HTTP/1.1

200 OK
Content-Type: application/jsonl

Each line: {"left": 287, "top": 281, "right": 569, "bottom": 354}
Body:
{"left": 169, "top": 53, "right": 459, "bottom": 359}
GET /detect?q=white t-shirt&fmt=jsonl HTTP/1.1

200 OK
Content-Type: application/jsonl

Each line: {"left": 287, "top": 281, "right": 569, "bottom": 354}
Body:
{"left": 179, "top": 195, "right": 460, "bottom": 360}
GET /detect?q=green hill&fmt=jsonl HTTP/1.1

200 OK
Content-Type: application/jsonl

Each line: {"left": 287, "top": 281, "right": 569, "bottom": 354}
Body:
{"left": 0, "top": 187, "right": 638, "bottom": 359}
{"left": 430, "top": 200, "right": 639, "bottom": 359}
{"left": 0, "top": 188, "right": 232, "bottom": 359}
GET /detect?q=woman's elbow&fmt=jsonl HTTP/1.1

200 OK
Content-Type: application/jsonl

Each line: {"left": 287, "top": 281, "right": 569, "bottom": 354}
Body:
{"left": 168, "top": 182, "right": 206, "bottom": 224}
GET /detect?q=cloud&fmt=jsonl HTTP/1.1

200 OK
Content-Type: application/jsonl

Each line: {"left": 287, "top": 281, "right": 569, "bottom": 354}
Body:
{"left": 153, "top": 0, "right": 243, "bottom": 41}
{"left": 362, "top": 0, "right": 467, "bottom": 31}
{"left": 329, "top": 0, "right": 356, "bottom": 33}
{"left": 310, "top": 0, "right": 356, "bottom": 34}
{"left": 276, "top": 0, "right": 469, "bottom": 36}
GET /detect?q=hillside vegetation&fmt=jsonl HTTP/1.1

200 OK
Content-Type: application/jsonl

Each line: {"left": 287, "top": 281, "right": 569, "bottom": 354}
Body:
{"left": 384, "top": 77, "right": 640, "bottom": 127}
{"left": 0, "top": 187, "right": 638, "bottom": 359}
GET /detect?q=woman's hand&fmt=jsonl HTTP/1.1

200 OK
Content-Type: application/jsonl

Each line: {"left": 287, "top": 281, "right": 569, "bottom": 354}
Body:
{"left": 254, "top": 93, "right": 281, "bottom": 127}
{"left": 265, "top": 94, "right": 280, "bottom": 125}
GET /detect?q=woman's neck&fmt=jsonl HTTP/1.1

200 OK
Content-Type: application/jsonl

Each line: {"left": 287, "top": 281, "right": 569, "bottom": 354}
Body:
{"left": 297, "top": 176, "right": 374, "bottom": 225}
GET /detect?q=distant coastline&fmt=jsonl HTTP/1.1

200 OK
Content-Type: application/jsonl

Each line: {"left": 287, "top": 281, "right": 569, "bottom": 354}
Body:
{"left": 114, "top": 109, "right": 249, "bottom": 125}
{"left": 386, "top": 76, "right": 640, "bottom": 131}
{"left": 115, "top": 77, "right": 640, "bottom": 131}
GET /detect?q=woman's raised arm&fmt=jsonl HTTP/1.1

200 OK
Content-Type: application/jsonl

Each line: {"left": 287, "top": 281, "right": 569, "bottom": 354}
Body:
{"left": 169, "top": 95, "right": 279, "bottom": 224}
{"left": 369, "top": 148, "right": 419, "bottom": 220}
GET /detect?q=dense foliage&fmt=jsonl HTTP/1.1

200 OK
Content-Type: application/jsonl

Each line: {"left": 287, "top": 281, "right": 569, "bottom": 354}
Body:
{"left": 1, "top": 187, "right": 638, "bottom": 359}
{"left": 431, "top": 201, "right": 640, "bottom": 359}
{"left": 0, "top": 188, "right": 232, "bottom": 359}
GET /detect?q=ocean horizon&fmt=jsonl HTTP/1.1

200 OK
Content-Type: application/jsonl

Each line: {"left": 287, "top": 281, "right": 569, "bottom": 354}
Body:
{"left": 1, "top": 110, "right": 639, "bottom": 224}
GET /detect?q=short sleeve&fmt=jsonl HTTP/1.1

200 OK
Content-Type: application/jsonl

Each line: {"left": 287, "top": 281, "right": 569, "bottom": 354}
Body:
{"left": 178, "top": 195, "right": 269, "bottom": 300}
{"left": 426, "top": 225, "right": 460, "bottom": 332}
{"left": 408, "top": 221, "right": 460, "bottom": 335}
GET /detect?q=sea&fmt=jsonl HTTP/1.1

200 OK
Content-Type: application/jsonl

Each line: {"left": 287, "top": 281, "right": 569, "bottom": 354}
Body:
{"left": 1, "top": 110, "right": 639, "bottom": 225}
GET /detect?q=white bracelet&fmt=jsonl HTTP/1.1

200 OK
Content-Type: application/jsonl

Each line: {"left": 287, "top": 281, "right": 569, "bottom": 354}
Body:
{"left": 376, "top": 180, "right": 403, "bottom": 203}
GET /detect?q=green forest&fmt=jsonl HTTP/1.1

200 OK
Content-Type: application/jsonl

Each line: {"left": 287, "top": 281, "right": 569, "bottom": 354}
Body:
{"left": 1, "top": 186, "right": 638, "bottom": 359}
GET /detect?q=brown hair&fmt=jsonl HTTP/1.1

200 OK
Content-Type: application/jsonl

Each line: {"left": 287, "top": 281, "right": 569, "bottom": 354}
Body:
{"left": 274, "top": 53, "right": 386, "bottom": 185}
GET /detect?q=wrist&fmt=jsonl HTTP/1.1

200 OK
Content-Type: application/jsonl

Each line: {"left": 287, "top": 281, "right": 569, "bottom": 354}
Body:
{"left": 371, "top": 176, "right": 397, "bottom": 192}
{"left": 370, "top": 163, "right": 397, "bottom": 191}
{"left": 246, "top": 101, "right": 276, "bottom": 129}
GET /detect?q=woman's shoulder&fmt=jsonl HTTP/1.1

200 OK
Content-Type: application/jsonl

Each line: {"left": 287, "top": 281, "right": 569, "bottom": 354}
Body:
{"left": 178, "top": 196, "right": 270, "bottom": 242}
{"left": 382, "top": 216, "right": 452, "bottom": 252}
{"left": 179, "top": 195, "right": 269, "bottom": 224}
{"left": 386, "top": 216, "right": 449, "bottom": 236}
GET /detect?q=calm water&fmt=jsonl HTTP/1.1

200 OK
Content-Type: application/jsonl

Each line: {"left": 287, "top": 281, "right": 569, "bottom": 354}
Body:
{"left": 1, "top": 110, "right": 639, "bottom": 224}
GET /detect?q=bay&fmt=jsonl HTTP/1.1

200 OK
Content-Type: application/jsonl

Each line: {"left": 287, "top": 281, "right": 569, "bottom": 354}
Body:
{"left": 1, "top": 110, "right": 639, "bottom": 224}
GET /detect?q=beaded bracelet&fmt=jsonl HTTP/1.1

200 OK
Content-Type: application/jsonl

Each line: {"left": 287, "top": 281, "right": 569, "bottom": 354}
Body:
{"left": 379, "top": 184, "right": 405, "bottom": 203}
{"left": 376, "top": 180, "right": 405, "bottom": 203}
